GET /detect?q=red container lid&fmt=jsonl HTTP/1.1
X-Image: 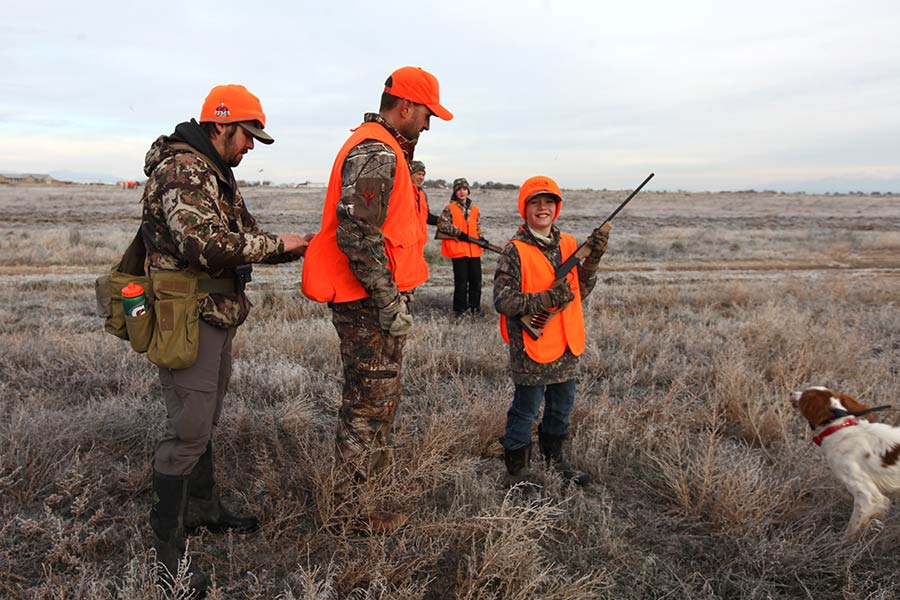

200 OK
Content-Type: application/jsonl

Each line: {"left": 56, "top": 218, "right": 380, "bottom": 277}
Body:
{"left": 121, "top": 282, "right": 145, "bottom": 298}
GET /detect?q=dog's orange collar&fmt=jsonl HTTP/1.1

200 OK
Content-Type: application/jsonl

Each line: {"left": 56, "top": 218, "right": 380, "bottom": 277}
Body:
{"left": 813, "top": 418, "right": 857, "bottom": 446}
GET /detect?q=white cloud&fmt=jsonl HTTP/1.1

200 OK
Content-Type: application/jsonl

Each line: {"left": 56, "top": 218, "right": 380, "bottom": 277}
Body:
{"left": 3, "top": 0, "right": 900, "bottom": 191}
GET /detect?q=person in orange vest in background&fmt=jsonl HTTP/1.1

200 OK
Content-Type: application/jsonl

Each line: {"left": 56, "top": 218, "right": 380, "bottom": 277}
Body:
{"left": 301, "top": 66, "right": 453, "bottom": 532}
{"left": 437, "top": 177, "right": 491, "bottom": 317}
{"left": 409, "top": 160, "right": 439, "bottom": 228}
{"left": 493, "top": 175, "right": 610, "bottom": 487}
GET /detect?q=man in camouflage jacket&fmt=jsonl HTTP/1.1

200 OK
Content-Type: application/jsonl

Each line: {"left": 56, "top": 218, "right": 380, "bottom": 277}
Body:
{"left": 302, "top": 67, "right": 452, "bottom": 533}
{"left": 140, "top": 84, "right": 310, "bottom": 596}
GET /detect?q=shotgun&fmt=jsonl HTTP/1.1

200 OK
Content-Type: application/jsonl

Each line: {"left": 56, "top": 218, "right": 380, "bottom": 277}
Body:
{"left": 520, "top": 172, "right": 655, "bottom": 340}
{"left": 435, "top": 230, "right": 503, "bottom": 253}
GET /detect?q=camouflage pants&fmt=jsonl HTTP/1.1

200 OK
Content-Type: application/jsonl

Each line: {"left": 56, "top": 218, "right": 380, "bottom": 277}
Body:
{"left": 331, "top": 300, "right": 406, "bottom": 496}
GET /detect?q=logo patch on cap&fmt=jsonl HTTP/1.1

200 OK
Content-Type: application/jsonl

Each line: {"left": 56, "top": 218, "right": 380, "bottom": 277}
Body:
{"left": 215, "top": 103, "right": 230, "bottom": 118}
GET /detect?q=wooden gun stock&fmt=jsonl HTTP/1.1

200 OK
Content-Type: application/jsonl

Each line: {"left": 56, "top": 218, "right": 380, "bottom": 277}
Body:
{"left": 520, "top": 172, "right": 654, "bottom": 340}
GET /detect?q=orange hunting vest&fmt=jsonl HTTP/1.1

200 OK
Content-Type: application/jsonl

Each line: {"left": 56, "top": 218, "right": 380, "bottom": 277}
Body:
{"left": 415, "top": 187, "right": 429, "bottom": 237}
{"left": 441, "top": 202, "right": 483, "bottom": 258}
{"left": 301, "top": 122, "right": 428, "bottom": 303}
{"left": 500, "top": 234, "right": 586, "bottom": 363}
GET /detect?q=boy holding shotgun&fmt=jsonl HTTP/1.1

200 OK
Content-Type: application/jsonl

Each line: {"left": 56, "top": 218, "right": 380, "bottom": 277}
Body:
{"left": 493, "top": 175, "right": 610, "bottom": 486}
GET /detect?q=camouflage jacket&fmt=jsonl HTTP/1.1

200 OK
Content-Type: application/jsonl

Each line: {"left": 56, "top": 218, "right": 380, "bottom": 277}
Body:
{"left": 335, "top": 113, "right": 417, "bottom": 309}
{"left": 436, "top": 196, "right": 482, "bottom": 240}
{"left": 493, "top": 225, "right": 600, "bottom": 385}
{"left": 140, "top": 120, "right": 289, "bottom": 328}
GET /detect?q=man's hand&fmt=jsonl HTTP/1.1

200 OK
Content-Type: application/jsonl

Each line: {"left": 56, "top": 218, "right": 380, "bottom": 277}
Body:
{"left": 537, "top": 279, "right": 574, "bottom": 310}
{"left": 289, "top": 232, "right": 316, "bottom": 258}
{"left": 378, "top": 294, "right": 413, "bottom": 337}
{"left": 584, "top": 222, "right": 611, "bottom": 266}
{"left": 280, "top": 232, "right": 315, "bottom": 256}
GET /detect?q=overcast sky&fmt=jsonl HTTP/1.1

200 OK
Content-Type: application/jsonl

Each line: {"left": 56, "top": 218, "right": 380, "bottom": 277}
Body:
{"left": 4, "top": 0, "right": 900, "bottom": 192}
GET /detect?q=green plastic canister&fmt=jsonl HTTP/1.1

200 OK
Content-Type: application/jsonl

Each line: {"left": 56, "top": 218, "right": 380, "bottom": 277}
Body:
{"left": 121, "top": 282, "right": 148, "bottom": 317}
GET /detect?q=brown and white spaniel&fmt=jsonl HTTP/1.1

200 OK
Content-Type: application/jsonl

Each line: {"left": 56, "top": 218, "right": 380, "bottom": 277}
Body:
{"left": 790, "top": 386, "right": 900, "bottom": 539}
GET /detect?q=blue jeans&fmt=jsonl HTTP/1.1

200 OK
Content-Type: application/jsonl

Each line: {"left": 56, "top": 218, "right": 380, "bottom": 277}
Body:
{"left": 499, "top": 379, "right": 577, "bottom": 451}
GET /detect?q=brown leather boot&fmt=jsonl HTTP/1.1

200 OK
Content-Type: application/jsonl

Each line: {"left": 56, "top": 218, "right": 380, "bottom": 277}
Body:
{"left": 343, "top": 509, "right": 409, "bottom": 535}
{"left": 365, "top": 510, "right": 409, "bottom": 533}
{"left": 150, "top": 471, "right": 209, "bottom": 598}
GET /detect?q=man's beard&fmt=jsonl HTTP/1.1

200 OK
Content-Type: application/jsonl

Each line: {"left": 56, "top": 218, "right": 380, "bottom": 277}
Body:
{"left": 224, "top": 127, "right": 243, "bottom": 167}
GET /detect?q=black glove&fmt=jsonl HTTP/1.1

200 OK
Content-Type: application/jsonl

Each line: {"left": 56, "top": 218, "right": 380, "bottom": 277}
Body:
{"left": 537, "top": 279, "right": 574, "bottom": 311}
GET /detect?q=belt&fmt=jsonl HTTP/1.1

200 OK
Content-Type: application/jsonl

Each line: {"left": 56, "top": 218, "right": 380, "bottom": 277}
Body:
{"left": 198, "top": 278, "right": 237, "bottom": 293}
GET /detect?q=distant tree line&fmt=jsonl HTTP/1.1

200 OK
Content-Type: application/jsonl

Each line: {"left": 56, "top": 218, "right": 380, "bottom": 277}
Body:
{"left": 732, "top": 189, "right": 894, "bottom": 196}
{"left": 424, "top": 179, "right": 517, "bottom": 190}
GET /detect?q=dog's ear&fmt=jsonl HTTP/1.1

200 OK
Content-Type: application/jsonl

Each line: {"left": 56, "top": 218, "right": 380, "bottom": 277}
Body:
{"left": 834, "top": 392, "right": 870, "bottom": 415}
{"left": 798, "top": 393, "right": 834, "bottom": 428}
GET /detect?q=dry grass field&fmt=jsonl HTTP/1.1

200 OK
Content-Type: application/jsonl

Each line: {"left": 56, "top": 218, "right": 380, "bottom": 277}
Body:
{"left": 2, "top": 183, "right": 900, "bottom": 599}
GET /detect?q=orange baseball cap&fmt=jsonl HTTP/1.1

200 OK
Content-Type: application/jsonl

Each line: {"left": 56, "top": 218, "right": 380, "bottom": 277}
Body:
{"left": 518, "top": 176, "right": 563, "bottom": 221}
{"left": 384, "top": 66, "right": 453, "bottom": 121}
{"left": 199, "top": 84, "right": 274, "bottom": 145}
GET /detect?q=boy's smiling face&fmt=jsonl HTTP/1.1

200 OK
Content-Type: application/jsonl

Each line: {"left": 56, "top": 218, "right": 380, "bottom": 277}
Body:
{"left": 524, "top": 194, "right": 559, "bottom": 236}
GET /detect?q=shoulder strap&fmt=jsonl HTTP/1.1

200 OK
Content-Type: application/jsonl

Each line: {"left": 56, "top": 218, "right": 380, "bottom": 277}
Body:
{"left": 167, "top": 141, "right": 227, "bottom": 182}
{"left": 116, "top": 225, "right": 149, "bottom": 276}
{"left": 167, "top": 141, "right": 240, "bottom": 232}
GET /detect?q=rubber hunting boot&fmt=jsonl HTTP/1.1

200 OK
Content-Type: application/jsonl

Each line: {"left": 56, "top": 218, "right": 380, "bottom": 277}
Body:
{"left": 503, "top": 444, "right": 532, "bottom": 486}
{"left": 538, "top": 432, "right": 591, "bottom": 486}
{"left": 150, "top": 471, "right": 209, "bottom": 598}
{"left": 185, "top": 442, "right": 260, "bottom": 534}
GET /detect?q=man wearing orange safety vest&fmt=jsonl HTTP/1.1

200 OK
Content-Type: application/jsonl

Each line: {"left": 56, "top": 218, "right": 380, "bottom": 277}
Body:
{"left": 301, "top": 66, "right": 452, "bottom": 532}
{"left": 493, "top": 176, "right": 610, "bottom": 487}
{"left": 409, "top": 160, "right": 439, "bottom": 229}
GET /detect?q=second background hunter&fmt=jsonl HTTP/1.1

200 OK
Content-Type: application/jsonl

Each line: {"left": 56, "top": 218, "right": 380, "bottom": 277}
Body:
{"left": 437, "top": 177, "right": 490, "bottom": 316}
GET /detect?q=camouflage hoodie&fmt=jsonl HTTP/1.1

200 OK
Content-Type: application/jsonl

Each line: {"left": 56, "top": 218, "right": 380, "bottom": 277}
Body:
{"left": 140, "top": 119, "right": 288, "bottom": 328}
{"left": 493, "top": 224, "right": 600, "bottom": 385}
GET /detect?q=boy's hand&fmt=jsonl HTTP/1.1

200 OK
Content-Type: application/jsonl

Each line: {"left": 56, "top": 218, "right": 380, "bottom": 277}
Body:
{"left": 585, "top": 222, "right": 611, "bottom": 266}
{"left": 538, "top": 279, "right": 574, "bottom": 310}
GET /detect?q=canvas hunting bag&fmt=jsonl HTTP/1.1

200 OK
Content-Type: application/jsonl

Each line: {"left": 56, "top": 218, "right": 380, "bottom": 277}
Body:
{"left": 147, "top": 269, "right": 241, "bottom": 369}
{"left": 96, "top": 226, "right": 234, "bottom": 369}
{"left": 145, "top": 269, "right": 208, "bottom": 369}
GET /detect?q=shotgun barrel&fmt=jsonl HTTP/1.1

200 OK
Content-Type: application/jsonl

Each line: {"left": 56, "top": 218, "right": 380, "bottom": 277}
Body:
{"left": 435, "top": 230, "right": 503, "bottom": 253}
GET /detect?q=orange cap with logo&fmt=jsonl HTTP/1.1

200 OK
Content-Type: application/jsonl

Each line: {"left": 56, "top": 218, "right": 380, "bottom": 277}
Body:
{"left": 518, "top": 176, "right": 563, "bottom": 221}
{"left": 199, "top": 84, "right": 274, "bottom": 145}
{"left": 384, "top": 66, "right": 453, "bottom": 121}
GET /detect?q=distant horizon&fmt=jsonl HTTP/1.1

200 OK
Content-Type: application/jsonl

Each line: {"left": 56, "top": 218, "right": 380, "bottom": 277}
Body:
{"left": 2, "top": 168, "right": 896, "bottom": 196}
